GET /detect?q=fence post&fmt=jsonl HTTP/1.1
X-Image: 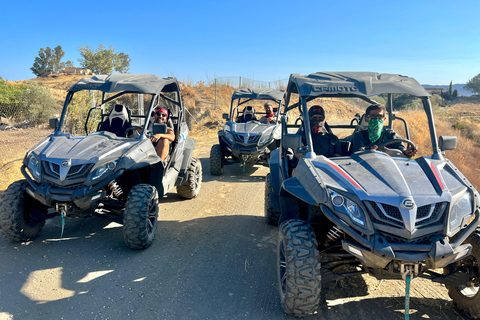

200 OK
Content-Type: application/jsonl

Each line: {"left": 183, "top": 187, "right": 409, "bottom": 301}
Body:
{"left": 215, "top": 78, "right": 217, "bottom": 110}
{"left": 239, "top": 76, "right": 242, "bottom": 88}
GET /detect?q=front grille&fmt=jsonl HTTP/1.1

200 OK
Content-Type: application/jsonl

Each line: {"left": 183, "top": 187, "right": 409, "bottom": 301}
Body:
{"left": 233, "top": 134, "right": 260, "bottom": 145}
{"left": 43, "top": 161, "right": 59, "bottom": 178}
{"left": 42, "top": 161, "right": 93, "bottom": 180}
{"left": 417, "top": 203, "right": 447, "bottom": 228}
{"left": 367, "top": 201, "right": 403, "bottom": 228}
{"left": 67, "top": 164, "right": 93, "bottom": 179}
{"left": 366, "top": 201, "right": 447, "bottom": 229}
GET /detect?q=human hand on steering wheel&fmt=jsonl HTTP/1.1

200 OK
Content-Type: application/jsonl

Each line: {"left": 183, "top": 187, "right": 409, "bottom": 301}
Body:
{"left": 375, "top": 138, "right": 417, "bottom": 158}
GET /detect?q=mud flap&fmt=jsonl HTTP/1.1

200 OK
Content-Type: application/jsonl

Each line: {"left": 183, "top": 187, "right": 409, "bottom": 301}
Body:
{"left": 279, "top": 188, "right": 300, "bottom": 224}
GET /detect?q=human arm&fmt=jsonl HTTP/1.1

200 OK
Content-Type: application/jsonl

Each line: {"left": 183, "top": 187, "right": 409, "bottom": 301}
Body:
{"left": 150, "top": 127, "right": 175, "bottom": 143}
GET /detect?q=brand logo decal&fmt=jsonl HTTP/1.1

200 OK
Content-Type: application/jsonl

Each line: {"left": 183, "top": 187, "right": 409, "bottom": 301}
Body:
{"left": 312, "top": 86, "right": 358, "bottom": 93}
{"left": 61, "top": 159, "right": 71, "bottom": 167}
{"left": 401, "top": 198, "right": 415, "bottom": 210}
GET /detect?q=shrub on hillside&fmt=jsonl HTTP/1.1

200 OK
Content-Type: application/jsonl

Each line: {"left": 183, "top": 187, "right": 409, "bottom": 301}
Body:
{"left": 19, "top": 82, "right": 59, "bottom": 124}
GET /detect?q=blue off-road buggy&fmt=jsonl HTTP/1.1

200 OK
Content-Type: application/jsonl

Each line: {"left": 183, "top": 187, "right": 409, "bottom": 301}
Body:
{"left": 0, "top": 74, "right": 202, "bottom": 249}
{"left": 210, "top": 88, "right": 285, "bottom": 175}
{"left": 265, "top": 72, "right": 480, "bottom": 318}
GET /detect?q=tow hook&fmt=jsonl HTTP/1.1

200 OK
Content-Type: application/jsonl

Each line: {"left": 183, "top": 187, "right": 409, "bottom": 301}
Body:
{"left": 55, "top": 203, "right": 68, "bottom": 241}
{"left": 401, "top": 263, "right": 419, "bottom": 320}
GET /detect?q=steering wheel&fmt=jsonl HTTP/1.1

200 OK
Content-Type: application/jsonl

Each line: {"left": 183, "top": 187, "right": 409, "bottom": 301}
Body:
{"left": 375, "top": 138, "right": 416, "bottom": 158}
{"left": 125, "top": 126, "right": 143, "bottom": 138}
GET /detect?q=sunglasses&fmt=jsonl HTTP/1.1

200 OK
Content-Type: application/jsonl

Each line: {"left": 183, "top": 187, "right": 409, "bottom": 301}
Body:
{"left": 155, "top": 112, "right": 167, "bottom": 117}
{"left": 367, "top": 114, "right": 384, "bottom": 119}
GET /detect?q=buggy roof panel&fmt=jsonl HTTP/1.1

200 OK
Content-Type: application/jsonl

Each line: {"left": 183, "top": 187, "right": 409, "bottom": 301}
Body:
{"left": 231, "top": 88, "right": 285, "bottom": 101}
{"left": 68, "top": 74, "right": 180, "bottom": 95}
{"left": 288, "top": 72, "right": 430, "bottom": 98}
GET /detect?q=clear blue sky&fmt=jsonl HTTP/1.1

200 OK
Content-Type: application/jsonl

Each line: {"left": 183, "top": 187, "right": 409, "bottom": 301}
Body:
{"left": 1, "top": 0, "right": 479, "bottom": 85}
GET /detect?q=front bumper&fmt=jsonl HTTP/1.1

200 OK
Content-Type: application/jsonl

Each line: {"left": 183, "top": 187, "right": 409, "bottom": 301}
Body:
{"left": 22, "top": 165, "right": 123, "bottom": 210}
{"left": 321, "top": 204, "right": 476, "bottom": 271}
{"left": 221, "top": 137, "right": 273, "bottom": 159}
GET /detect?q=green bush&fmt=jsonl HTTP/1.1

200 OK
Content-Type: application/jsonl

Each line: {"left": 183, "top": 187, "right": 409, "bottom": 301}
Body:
{"left": 20, "top": 82, "right": 59, "bottom": 124}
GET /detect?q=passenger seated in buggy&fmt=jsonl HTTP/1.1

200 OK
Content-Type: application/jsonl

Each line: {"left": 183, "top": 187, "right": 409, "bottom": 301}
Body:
{"left": 297, "top": 105, "right": 342, "bottom": 158}
{"left": 291, "top": 105, "right": 342, "bottom": 169}
{"left": 237, "top": 106, "right": 257, "bottom": 123}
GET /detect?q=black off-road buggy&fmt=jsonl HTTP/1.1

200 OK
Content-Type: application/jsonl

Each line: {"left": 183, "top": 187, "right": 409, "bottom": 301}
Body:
{"left": 265, "top": 72, "right": 480, "bottom": 317}
{"left": 210, "top": 88, "right": 285, "bottom": 175}
{"left": 0, "top": 74, "right": 202, "bottom": 249}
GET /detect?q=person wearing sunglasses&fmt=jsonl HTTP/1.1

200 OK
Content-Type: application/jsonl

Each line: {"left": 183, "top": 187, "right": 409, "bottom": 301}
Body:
{"left": 150, "top": 107, "right": 175, "bottom": 161}
{"left": 294, "top": 105, "right": 341, "bottom": 164}
{"left": 259, "top": 102, "right": 276, "bottom": 124}
{"left": 351, "top": 104, "right": 417, "bottom": 157}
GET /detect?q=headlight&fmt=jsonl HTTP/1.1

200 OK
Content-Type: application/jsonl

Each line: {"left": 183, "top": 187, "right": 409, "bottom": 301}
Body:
{"left": 90, "top": 160, "right": 118, "bottom": 182}
{"left": 27, "top": 154, "right": 40, "bottom": 180}
{"left": 449, "top": 192, "right": 473, "bottom": 231}
{"left": 328, "top": 189, "right": 367, "bottom": 227}
{"left": 224, "top": 131, "right": 234, "bottom": 144}
{"left": 258, "top": 133, "right": 272, "bottom": 146}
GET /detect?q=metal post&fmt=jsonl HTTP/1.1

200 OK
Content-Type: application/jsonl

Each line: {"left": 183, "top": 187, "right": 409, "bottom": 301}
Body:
{"left": 239, "top": 76, "right": 242, "bottom": 88}
{"left": 215, "top": 78, "right": 217, "bottom": 110}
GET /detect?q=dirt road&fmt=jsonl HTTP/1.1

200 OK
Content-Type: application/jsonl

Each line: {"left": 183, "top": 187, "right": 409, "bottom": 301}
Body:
{"left": 0, "top": 133, "right": 467, "bottom": 320}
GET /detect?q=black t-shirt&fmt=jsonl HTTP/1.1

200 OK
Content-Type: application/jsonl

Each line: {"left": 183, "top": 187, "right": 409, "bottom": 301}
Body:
{"left": 311, "top": 132, "right": 341, "bottom": 157}
{"left": 298, "top": 127, "right": 341, "bottom": 157}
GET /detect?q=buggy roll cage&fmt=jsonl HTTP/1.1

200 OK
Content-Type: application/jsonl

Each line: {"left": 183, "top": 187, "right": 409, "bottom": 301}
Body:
{"left": 282, "top": 72, "right": 438, "bottom": 158}
{"left": 54, "top": 74, "right": 184, "bottom": 138}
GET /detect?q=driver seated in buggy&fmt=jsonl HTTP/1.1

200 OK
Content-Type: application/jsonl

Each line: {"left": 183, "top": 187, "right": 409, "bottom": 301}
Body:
{"left": 149, "top": 107, "right": 175, "bottom": 161}
{"left": 351, "top": 104, "right": 417, "bottom": 157}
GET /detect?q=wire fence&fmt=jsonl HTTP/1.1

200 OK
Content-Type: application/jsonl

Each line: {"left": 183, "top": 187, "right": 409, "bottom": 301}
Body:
{"left": 0, "top": 103, "right": 23, "bottom": 122}
{"left": 208, "top": 76, "right": 288, "bottom": 109}
{"left": 208, "top": 76, "right": 288, "bottom": 90}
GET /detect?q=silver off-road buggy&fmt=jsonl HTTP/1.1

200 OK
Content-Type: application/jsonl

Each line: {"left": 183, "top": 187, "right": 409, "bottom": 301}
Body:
{"left": 265, "top": 72, "right": 480, "bottom": 318}
{"left": 210, "top": 88, "right": 285, "bottom": 175}
{"left": 0, "top": 74, "right": 202, "bottom": 249}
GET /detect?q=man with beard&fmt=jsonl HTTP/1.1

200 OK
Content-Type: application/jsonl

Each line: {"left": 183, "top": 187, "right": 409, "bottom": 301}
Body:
{"left": 259, "top": 101, "right": 276, "bottom": 124}
{"left": 351, "top": 104, "right": 417, "bottom": 157}
{"left": 150, "top": 107, "right": 175, "bottom": 161}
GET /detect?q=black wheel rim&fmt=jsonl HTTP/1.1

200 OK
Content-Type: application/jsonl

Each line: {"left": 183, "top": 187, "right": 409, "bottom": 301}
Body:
{"left": 146, "top": 198, "right": 158, "bottom": 234}
{"left": 194, "top": 164, "right": 200, "bottom": 189}
{"left": 279, "top": 240, "right": 287, "bottom": 295}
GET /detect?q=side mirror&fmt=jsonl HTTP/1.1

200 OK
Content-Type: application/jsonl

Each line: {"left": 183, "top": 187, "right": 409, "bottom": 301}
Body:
{"left": 282, "top": 134, "right": 302, "bottom": 150}
{"left": 222, "top": 113, "right": 228, "bottom": 120}
{"left": 152, "top": 123, "right": 167, "bottom": 134}
{"left": 49, "top": 118, "right": 59, "bottom": 130}
{"left": 439, "top": 135, "right": 457, "bottom": 151}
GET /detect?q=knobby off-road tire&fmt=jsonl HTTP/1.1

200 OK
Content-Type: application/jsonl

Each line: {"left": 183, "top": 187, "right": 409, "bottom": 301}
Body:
{"left": 177, "top": 157, "right": 202, "bottom": 199}
{"left": 278, "top": 219, "right": 322, "bottom": 316}
{"left": 0, "top": 180, "right": 46, "bottom": 242}
{"left": 264, "top": 173, "right": 280, "bottom": 225}
{"left": 210, "top": 144, "right": 223, "bottom": 176}
{"left": 446, "top": 231, "right": 480, "bottom": 319}
{"left": 123, "top": 184, "right": 159, "bottom": 250}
